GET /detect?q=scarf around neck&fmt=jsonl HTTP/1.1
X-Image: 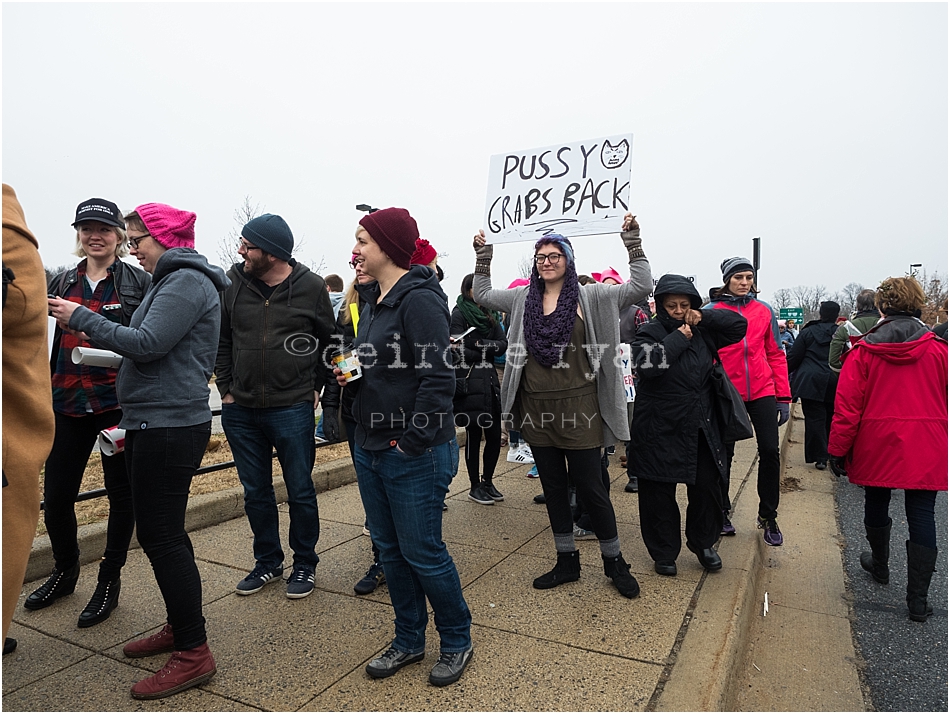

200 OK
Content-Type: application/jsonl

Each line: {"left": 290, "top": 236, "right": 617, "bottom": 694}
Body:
{"left": 456, "top": 294, "right": 494, "bottom": 337}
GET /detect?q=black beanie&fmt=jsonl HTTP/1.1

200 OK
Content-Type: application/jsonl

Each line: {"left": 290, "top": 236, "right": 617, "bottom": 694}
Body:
{"left": 819, "top": 301, "right": 840, "bottom": 323}
{"left": 242, "top": 214, "right": 294, "bottom": 262}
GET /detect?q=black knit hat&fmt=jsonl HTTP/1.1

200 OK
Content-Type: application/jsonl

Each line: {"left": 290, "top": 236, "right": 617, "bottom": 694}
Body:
{"left": 819, "top": 301, "right": 840, "bottom": 322}
{"left": 242, "top": 214, "right": 294, "bottom": 262}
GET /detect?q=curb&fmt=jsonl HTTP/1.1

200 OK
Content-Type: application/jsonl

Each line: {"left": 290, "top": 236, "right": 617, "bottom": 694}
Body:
{"left": 655, "top": 412, "right": 794, "bottom": 711}
{"left": 25, "top": 429, "right": 468, "bottom": 583}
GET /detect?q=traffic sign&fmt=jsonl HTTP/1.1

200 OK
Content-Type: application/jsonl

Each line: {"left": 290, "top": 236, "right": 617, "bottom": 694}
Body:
{"left": 779, "top": 308, "right": 804, "bottom": 320}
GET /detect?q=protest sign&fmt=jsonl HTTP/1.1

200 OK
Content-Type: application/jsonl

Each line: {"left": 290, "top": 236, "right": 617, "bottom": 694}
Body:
{"left": 618, "top": 343, "right": 636, "bottom": 403}
{"left": 483, "top": 133, "right": 633, "bottom": 244}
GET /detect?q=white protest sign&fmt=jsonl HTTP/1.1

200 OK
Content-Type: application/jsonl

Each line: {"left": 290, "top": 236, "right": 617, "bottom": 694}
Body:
{"left": 618, "top": 343, "right": 636, "bottom": 403}
{"left": 483, "top": 133, "right": 633, "bottom": 244}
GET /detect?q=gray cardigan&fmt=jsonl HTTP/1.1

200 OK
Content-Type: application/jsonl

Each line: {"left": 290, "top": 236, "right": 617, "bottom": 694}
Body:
{"left": 473, "top": 229, "right": 651, "bottom": 445}
{"left": 70, "top": 249, "right": 230, "bottom": 430}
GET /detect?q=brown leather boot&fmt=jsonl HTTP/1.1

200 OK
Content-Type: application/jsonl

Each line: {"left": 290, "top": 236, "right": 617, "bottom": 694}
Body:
{"left": 130, "top": 642, "right": 216, "bottom": 700}
{"left": 123, "top": 623, "right": 174, "bottom": 659}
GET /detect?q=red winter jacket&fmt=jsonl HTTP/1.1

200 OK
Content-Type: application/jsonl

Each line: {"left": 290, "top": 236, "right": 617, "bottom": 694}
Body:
{"left": 829, "top": 328, "right": 947, "bottom": 491}
{"left": 707, "top": 294, "right": 791, "bottom": 403}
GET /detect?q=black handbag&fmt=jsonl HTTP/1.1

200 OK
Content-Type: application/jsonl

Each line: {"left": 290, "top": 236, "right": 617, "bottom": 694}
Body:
{"left": 703, "top": 333, "right": 754, "bottom": 443}
{"left": 454, "top": 363, "right": 475, "bottom": 400}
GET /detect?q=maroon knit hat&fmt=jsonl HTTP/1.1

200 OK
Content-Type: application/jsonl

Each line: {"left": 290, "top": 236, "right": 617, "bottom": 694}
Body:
{"left": 135, "top": 203, "right": 196, "bottom": 250}
{"left": 359, "top": 208, "right": 418, "bottom": 270}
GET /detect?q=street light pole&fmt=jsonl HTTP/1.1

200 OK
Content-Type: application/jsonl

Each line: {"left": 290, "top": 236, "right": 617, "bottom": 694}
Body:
{"left": 356, "top": 204, "right": 378, "bottom": 214}
{"left": 910, "top": 263, "right": 922, "bottom": 277}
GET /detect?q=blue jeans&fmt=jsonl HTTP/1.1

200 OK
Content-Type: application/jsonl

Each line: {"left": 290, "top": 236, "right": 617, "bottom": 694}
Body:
{"left": 354, "top": 439, "right": 471, "bottom": 654}
{"left": 222, "top": 401, "right": 319, "bottom": 570}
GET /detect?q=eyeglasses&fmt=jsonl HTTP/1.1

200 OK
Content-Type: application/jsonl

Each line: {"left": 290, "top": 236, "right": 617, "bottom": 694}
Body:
{"left": 535, "top": 253, "right": 563, "bottom": 266}
{"left": 238, "top": 240, "right": 262, "bottom": 253}
{"left": 128, "top": 234, "right": 151, "bottom": 249}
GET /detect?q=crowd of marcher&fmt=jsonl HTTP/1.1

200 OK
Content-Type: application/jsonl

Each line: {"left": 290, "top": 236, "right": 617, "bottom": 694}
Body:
{"left": 2, "top": 185, "right": 946, "bottom": 700}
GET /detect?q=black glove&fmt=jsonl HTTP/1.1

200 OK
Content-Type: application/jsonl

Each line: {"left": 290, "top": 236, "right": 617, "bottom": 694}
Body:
{"left": 776, "top": 402, "right": 790, "bottom": 427}
{"left": 828, "top": 455, "right": 847, "bottom": 478}
{"left": 322, "top": 406, "right": 342, "bottom": 443}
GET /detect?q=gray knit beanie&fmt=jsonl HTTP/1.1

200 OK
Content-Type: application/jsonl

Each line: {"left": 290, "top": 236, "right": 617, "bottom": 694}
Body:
{"left": 720, "top": 256, "right": 755, "bottom": 282}
{"left": 242, "top": 214, "right": 294, "bottom": 262}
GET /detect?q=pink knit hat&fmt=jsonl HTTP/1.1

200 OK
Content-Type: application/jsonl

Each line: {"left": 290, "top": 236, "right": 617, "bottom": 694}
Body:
{"left": 592, "top": 267, "right": 623, "bottom": 284}
{"left": 507, "top": 278, "right": 530, "bottom": 289}
{"left": 135, "top": 203, "right": 196, "bottom": 250}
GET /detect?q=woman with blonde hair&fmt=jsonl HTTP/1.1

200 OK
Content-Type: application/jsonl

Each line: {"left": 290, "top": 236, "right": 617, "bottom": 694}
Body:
{"left": 829, "top": 276, "right": 947, "bottom": 622}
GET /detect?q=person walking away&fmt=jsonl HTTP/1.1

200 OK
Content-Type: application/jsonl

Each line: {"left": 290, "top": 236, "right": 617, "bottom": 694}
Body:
{"left": 2, "top": 185, "right": 56, "bottom": 655}
{"left": 829, "top": 289, "right": 881, "bottom": 372}
{"left": 472, "top": 212, "right": 651, "bottom": 599}
{"left": 828, "top": 276, "right": 947, "bottom": 622}
{"left": 216, "top": 214, "right": 336, "bottom": 600}
{"left": 451, "top": 273, "right": 508, "bottom": 505}
{"left": 26, "top": 198, "right": 150, "bottom": 628}
{"left": 341, "top": 207, "right": 473, "bottom": 686}
{"left": 49, "top": 202, "right": 229, "bottom": 699}
{"left": 706, "top": 257, "right": 791, "bottom": 545}
{"left": 787, "top": 301, "right": 840, "bottom": 469}
{"left": 631, "top": 275, "right": 747, "bottom": 575}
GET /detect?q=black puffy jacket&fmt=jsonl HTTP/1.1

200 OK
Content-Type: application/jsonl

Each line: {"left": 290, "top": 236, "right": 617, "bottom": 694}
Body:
{"left": 450, "top": 306, "right": 507, "bottom": 427}
{"left": 629, "top": 274, "right": 747, "bottom": 484}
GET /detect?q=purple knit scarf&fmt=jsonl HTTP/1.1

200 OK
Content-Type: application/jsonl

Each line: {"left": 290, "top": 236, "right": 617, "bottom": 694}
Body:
{"left": 523, "top": 236, "right": 580, "bottom": 368}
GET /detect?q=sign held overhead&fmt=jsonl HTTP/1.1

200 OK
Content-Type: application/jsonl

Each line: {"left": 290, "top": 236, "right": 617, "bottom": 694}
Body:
{"left": 484, "top": 133, "right": 633, "bottom": 244}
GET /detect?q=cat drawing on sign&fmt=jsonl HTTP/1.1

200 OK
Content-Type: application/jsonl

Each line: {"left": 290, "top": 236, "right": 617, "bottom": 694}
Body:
{"left": 600, "top": 139, "right": 630, "bottom": 169}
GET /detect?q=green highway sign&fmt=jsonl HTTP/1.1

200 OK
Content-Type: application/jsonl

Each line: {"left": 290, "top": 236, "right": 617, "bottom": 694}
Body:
{"left": 779, "top": 308, "right": 804, "bottom": 320}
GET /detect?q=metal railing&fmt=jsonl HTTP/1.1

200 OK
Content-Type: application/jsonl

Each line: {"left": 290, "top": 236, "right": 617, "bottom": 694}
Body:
{"left": 40, "top": 407, "right": 337, "bottom": 511}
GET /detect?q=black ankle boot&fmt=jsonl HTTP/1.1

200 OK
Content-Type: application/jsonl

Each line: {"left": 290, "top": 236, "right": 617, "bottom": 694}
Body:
{"left": 24, "top": 563, "right": 80, "bottom": 611}
{"left": 603, "top": 553, "right": 640, "bottom": 598}
{"left": 860, "top": 519, "right": 891, "bottom": 584}
{"left": 78, "top": 577, "right": 121, "bottom": 628}
{"left": 906, "top": 540, "right": 938, "bottom": 622}
{"left": 533, "top": 550, "right": 580, "bottom": 589}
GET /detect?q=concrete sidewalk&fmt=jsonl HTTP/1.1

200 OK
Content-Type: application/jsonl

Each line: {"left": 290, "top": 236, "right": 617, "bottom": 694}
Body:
{"left": 2, "top": 410, "right": 863, "bottom": 711}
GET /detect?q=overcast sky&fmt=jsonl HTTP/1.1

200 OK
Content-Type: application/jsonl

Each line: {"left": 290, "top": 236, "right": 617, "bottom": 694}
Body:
{"left": 3, "top": 2, "right": 947, "bottom": 305}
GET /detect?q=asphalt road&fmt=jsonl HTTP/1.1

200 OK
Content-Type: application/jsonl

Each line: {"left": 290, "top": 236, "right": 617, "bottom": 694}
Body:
{"left": 834, "top": 476, "right": 948, "bottom": 712}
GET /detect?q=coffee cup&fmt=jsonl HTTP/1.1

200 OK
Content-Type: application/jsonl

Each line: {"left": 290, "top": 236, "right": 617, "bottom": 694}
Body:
{"left": 332, "top": 348, "right": 362, "bottom": 383}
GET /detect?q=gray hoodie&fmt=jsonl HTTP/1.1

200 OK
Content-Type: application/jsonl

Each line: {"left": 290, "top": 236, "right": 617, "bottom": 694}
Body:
{"left": 70, "top": 248, "right": 230, "bottom": 430}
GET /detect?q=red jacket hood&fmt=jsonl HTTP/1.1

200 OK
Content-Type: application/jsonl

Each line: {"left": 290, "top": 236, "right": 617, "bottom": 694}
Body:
{"left": 857, "top": 331, "right": 938, "bottom": 364}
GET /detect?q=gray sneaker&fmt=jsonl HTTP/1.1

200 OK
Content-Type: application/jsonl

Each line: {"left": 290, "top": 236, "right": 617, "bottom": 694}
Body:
{"left": 573, "top": 524, "right": 597, "bottom": 540}
{"left": 365, "top": 646, "right": 425, "bottom": 679}
{"left": 429, "top": 647, "right": 474, "bottom": 686}
{"left": 236, "top": 563, "right": 283, "bottom": 595}
{"left": 286, "top": 565, "right": 315, "bottom": 599}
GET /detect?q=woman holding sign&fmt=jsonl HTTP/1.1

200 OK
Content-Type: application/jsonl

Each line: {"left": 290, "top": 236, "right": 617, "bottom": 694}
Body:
{"left": 27, "top": 199, "right": 149, "bottom": 629}
{"left": 472, "top": 213, "right": 650, "bottom": 599}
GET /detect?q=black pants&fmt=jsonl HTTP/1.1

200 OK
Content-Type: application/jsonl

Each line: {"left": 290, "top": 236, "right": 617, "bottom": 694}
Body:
{"left": 533, "top": 446, "right": 618, "bottom": 541}
{"left": 43, "top": 410, "right": 134, "bottom": 581}
{"left": 463, "top": 413, "right": 502, "bottom": 488}
{"left": 639, "top": 435, "right": 723, "bottom": 561}
{"left": 125, "top": 423, "right": 210, "bottom": 651}
{"left": 865, "top": 487, "right": 938, "bottom": 549}
{"left": 722, "top": 396, "right": 780, "bottom": 520}
{"left": 575, "top": 449, "right": 611, "bottom": 529}
{"left": 800, "top": 397, "right": 834, "bottom": 464}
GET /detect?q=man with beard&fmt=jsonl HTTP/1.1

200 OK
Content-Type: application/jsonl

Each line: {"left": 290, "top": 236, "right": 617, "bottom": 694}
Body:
{"left": 215, "top": 214, "right": 335, "bottom": 600}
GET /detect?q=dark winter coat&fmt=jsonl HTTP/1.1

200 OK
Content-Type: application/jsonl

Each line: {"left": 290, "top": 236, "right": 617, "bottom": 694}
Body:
{"left": 787, "top": 320, "right": 839, "bottom": 402}
{"left": 350, "top": 265, "right": 456, "bottom": 457}
{"left": 320, "top": 296, "right": 366, "bottom": 424}
{"left": 629, "top": 275, "right": 747, "bottom": 485}
{"left": 829, "top": 310, "right": 881, "bottom": 372}
{"left": 450, "top": 306, "right": 507, "bottom": 428}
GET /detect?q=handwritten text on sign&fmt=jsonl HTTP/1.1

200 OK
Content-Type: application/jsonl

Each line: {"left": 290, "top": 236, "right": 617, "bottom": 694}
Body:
{"left": 483, "top": 134, "right": 633, "bottom": 244}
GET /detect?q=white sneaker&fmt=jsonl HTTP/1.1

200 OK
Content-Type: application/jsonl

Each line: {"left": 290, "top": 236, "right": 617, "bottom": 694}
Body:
{"left": 506, "top": 444, "right": 523, "bottom": 463}
{"left": 517, "top": 444, "right": 535, "bottom": 464}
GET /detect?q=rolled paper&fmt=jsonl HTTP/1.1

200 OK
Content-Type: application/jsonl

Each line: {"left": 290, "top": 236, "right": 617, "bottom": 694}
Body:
{"left": 98, "top": 426, "right": 126, "bottom": 456}
{"left": 72, "top": 347, "right": 123, "bottom": 368}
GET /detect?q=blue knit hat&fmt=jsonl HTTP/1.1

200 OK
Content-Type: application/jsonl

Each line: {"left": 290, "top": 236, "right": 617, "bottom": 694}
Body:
{"left": 242, "top": 214, "right": 294, "bottom": 262}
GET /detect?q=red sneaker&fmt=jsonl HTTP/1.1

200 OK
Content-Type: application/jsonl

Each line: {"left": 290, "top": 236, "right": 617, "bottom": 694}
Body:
{"left": 123, "top": 623, "right": 174, "bottom": 659}
{"left": 130, "top": 643, "right": 216, "bottom": 700}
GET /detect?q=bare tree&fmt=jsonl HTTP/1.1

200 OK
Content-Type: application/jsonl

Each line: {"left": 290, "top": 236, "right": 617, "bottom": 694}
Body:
{"left": 916, "top": 268, "right": 949, "bottom": 325}
{"left": 517, "top": 254, "right": 534, "bottom": 279}
{"left": 837, "top": 281, "right": 864, "bottom": 317}
{"left": 770, "top": 288, "right": 793, "bottom": 309}
{"left": 217, "top": 196, "right": 263, "bottom": 268}
{"left": 788, "top": 284, "right": 829, "bottom": 322}
{"left": 45, "top": 263, "right": 76, "bottom": 287}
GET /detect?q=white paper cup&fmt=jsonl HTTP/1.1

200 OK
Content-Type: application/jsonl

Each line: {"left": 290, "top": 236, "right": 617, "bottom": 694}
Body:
{"left": 332, "top": 349, "right": 362, "bottom": 383}
{"left": 98, "top": 426, "right": 126, "bottom": 456}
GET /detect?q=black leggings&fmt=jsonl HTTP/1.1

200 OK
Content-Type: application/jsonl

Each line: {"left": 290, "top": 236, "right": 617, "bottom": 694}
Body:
{"left": 865, "top": 487, "right": 937, "bottom": 549}
{"left": 533, "top": 445, "right": 618, "bottom": 542}
{"left": 722, "top": 396, "right": 780, "bottom": 520}
{"left": 126, "top": 423, "right": 210, "bottom": 651}
{"left": 800, "top": 397, "right": 834, "bottom": 464}
{"left": 463, "top": 414, "right": 502, "bottom": 488}
{"left": 43, "top": 410, "right": 134, "bottom": 581}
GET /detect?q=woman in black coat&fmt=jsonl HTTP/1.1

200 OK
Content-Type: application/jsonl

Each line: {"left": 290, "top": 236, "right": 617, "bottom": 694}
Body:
{"left": 451, "top": 273, "right": 508, "bottom": 505}
{"left": 630, "top": 275, "right": 747, "bottom": 575}
{"left": 787, "top": 301, "right": 840, "bottom": 469}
